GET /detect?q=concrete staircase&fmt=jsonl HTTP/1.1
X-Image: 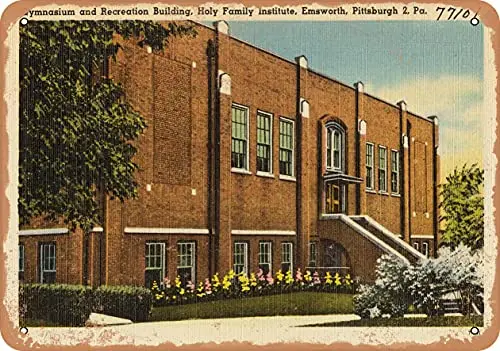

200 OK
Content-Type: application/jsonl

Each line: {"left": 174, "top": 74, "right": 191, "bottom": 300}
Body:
{"left": 350, "top": 215, "right": 426, "bottom": 264}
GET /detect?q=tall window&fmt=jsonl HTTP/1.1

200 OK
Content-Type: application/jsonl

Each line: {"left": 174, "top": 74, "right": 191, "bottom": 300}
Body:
{"left": 391, "top": 150, "right": 400, "bottom": 194}
{"left": 413, "top": 242, "right": 419, "bottom": 251}
{"left": 19, "top": 244, "right": 25, "bottom": 281}
{"left": 281, "top": 243, "right": 293, "bottom": 273}
{"left": 279, "top": 119, "right": 294, "bottom": 176}
{"left": 177, "top": 242, "right": 196, "bottom": 284}
{"left": 145, "top": 242, "right": 165, "bottom": 288}
{"left": 233, "top": 242, "right": 249, "bottom": 275}
{"left": 231, "top": 105, "right": 249, "bottom": 170}
{"left": 378, "top": 146, "right": 387, "bottom": 192}
{"left": 308, "top": 242, "right": 317, "bottom": 267}
{"left": 366, "top": 143, "right": 374, "bottom": 189}
{"left": 257, "top": 112, "right": 272, "bottom": 173}
{"left": 39, "top": 243, "right": 56, "bottom": 284}
{"left": 326, "top": 125, "right": 344, "bottom": 171}
{"left": 422, "top": 242, "right": 429, "bottom": 257}
{"left": 258, "top": 241, "right": 272, "bottom": 275}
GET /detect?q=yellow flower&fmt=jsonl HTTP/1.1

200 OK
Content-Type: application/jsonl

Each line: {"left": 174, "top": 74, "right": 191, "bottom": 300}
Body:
{"left": 304, "top": 270, "right": 312, "bottom": 282}
{"left": 344, "top": 274, "right": 353, "bottom": 285}
{"left": 212, "top": 273, "right": 221, "bottom": 288}
{"left": 325, "top": 272, "right": 333, "bottom": 285}
{"left": 276, "top": 270, "right": 284, "bottom": 282}
{"left": 334, "top": 272, "right": 342, "bottom": 286}
{"left": 242, "top": 285, "right": 250, "bottom": 292}
{"left": 179, "top": 288, "right": 185, "bottom": 295}
{"left": 175, "top": 276, "right": 181, "bottom": 288}
{"left": 197, "top": 282, "right": 204, "bottom": 292}
{"left": 285, "top": 270, "right": 294, "bottom": 284}
{"left": 249, "top": 273, "right": 257, "bottom": 287}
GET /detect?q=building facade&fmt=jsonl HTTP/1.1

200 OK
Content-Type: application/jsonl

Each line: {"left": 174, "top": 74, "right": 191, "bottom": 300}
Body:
{"left": 19, "top": 21, "right": 440, "bottom": 287}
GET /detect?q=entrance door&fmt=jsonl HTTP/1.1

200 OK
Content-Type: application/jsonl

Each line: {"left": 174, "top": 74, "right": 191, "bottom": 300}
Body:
{"left": 325, "top": 183, "right": 341, "bottom": 213}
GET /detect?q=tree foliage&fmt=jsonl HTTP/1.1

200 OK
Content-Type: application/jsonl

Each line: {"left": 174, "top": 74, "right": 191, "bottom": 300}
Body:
{"left": 19, "top": 21, "right": 195, "bottom": 231}
{"left": 439, "top": 163, "right": 484, "bottom": 250}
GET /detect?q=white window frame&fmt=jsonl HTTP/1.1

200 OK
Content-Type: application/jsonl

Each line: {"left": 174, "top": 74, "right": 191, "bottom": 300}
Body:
{"left": 39, "top": 242, "right": 56, "bottom": 284}
{"left": 279, "top": 117, "right": 295, "bottom": 178}
{"left": 145, "top": 242, "right": 166, "bottom": 286}
{"left": 231, "top": 103, "right": 250, "bottom": 172}
{"left": 256, "top": 110, "right": 273, "bottom": 175}
{"left": 19, "top": 244, "right": 25, "bottom": 273}
{"left": 281, "top": 242, "right": 293, "bottom": 273}
{"left": 413, "top": 242, "right": 419, "bottom": 251}
{"left": 391, "top": 149, "right": 400, "bottom": 195}
{"left": 366, "top": 142, "right": 374, "bottom": 190}
{"left": 378, "top": 146, "right": 388, "bottom": 193}
{"left": 258, "top": 241, "right": 272, "bottom": 274}
{"left": 422, "top": 242, "right": 429, "bottom": 257}
{"left": 177, "top": 241, "right": 196, "bottom": 282}
{"left": 233, "top": 242, "right": 249, "bottom": 275}
{"left": 326, "top": 124, "right": 345, "bottom": 172}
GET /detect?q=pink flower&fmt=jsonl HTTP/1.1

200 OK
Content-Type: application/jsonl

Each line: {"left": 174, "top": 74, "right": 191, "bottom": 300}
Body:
{"left": 266, "top": 272, "right": 274, "bottom": 285}
{"left": 204, "top": 278, "right": 212, "bottom": 293}
{"left": 313, "top": 271, "right": 321, "bottom": 285}
{"left": 163, "top": 277, "right": 171, "bottom": 288}
{"left": 295, "top": 268, "right": 303, "bottom": 281}
{"left": 256, "top": 268, "right": 263, "bottom": 278}
{"left": 186, "top": 281, "right": 195, "bottom": 291}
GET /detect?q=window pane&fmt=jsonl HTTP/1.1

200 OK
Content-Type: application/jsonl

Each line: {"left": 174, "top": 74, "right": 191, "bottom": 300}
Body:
{"left": 232, "top": 106, "right": 248, "bottom": 169}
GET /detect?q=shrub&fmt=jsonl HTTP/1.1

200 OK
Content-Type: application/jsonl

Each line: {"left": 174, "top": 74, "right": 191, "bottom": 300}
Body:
{"left": 20, "top": 284, "right": 93, "bottom": 327}
{"left": 354, "top": 255, "right": 411, "bottom": 318}
{"left": 93, "top": 285, "right": 153, "bottom": 322}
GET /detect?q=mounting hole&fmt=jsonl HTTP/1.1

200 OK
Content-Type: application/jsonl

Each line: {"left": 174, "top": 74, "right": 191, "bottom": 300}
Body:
{"left": 470, "top": 326, "right": 480, "bottom": 335}
{"left": 20, "top": 17, "right": 28, "bottom": 26}
{"left": 19, "top": 326, "right": 28, "bottom": 334}
{"left": 470, "top": 17, "right": 480, "bottom": 26}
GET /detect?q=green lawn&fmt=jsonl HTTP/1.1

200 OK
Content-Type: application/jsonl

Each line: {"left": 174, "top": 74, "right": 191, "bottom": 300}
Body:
{"left": 303, "top": 315, "right": 483, "bottom": 327}
{"left": 150, "top": 292, "right": 354, "bottom": 321}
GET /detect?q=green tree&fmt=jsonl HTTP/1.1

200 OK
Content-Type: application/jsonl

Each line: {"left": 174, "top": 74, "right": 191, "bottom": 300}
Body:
{"left": 19, "top": 21, "right": 195, "bottom": 231}
{"left": 439, "top": 163, "right": 484, "bottom": 250}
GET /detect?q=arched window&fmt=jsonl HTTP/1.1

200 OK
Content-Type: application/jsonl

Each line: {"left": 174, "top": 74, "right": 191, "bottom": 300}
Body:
{"left": 326, "top": 123, "right": 345, "bottom": 172}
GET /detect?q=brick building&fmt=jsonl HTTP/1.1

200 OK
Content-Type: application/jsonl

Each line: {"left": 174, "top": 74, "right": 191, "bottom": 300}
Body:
{"left": 19, "top": 21, "right": 440, "bottom": 287}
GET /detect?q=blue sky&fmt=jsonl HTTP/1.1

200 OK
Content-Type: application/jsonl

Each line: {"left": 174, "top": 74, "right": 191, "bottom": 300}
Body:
{"left": 226, "top": 21, "right": 484, "bottom": 180}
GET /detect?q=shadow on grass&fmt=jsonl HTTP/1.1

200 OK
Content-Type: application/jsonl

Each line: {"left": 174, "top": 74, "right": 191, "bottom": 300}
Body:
{"left": 299, "top": 315, "right": 484, "bottom": 327}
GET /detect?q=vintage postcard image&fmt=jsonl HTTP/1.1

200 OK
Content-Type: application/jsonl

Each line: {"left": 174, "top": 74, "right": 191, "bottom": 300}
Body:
{"left": 1, "top": 0, "right": 499, "bottom": 349}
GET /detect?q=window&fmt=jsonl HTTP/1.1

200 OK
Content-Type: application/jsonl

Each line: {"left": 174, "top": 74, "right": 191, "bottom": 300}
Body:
{"left": 391, "top": 150, "right": 400, "bottom": 194}
{"left": 257, "top": 112, "right": 272, "bottom": 173}
{"left": 258, "top": 241, "right": 272, "bottom": 275}
{"left": 366, "top": 143, "right": 374, "bottom": 190}
{"left": 177, "top": 242, "right": 196, "bottom": 284}
{"left": 308, "top": 242, "right": 317, "bottom": 267}
{"left": 422, "top": 242, "right": 429, "bottom": 257}
{"left": 279, "top": 118, "right": 294, "bottom": 176}
{"left": 233, "top": 242, "right": 249, "bottom": 275}
{"left": 326, "top": 125, "right": 344, "bottom": 171}
{"left": 281, "top": 243, "right": 293, "bottom": 273}
{"left": 231, "top": 105, "right": 249, "bottom": 170}
{"left": 19, "top": 244, "right": 24, "bottom": 281}
{"left": 413, "top": 242, "right": 419, "bottom": 251}
{"left": 325, "top": 182, "right": 345, "bottom": 213}
{"left": 39, "top": 243, "right": 56, "bottom": 284}
{"left": 145, "top": 242, "right": 165, "bottom": 288}
{"left": 378, "top": 146, "right": 387, "bottom": 192}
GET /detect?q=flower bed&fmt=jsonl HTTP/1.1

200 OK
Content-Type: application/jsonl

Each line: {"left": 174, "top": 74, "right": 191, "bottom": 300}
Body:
{"left": 151, "top": 268, "right": 355, "bottom": 307}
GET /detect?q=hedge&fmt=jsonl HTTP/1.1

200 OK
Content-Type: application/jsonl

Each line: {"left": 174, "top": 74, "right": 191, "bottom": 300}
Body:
{"left": 20, "top": 284, "right": 153, "bottom": 326}
{"left": 93, "top": 285, "right": 153, "bottom": 322}
{"left": 20, "top": 284, "right": 93, "bottom": 327}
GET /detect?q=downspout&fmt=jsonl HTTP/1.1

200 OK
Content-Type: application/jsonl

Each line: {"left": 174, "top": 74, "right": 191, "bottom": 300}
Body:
{"left": 355, "top": 90, "right": 361, "bottom": 215}
{"left": 399, "top": 108, "right": 405, "bottom": 241}
{"left": 206, "top": 39, "right": 216, "bottom": 276}
{"left": 295, "top": 62, "right": 302, "bottom": 268}
{"left": 431, "top": 117, "right": 438, "bottom": 257}
{"left": 407, "top": 120, "right": 412, "bottom": 240}
{"left": 213, "top": 29, "right": 221, "bottom": 274}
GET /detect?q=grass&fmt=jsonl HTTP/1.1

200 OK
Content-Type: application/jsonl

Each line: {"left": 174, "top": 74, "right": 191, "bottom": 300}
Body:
{"left": 23, "top": 318, "right": 65, "bottom": 327}
{"left": 150, "top": 292, "right": 354, "bottom": 321}
{"left": 303, "top": 315, "right": 484, "bottom": 327}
